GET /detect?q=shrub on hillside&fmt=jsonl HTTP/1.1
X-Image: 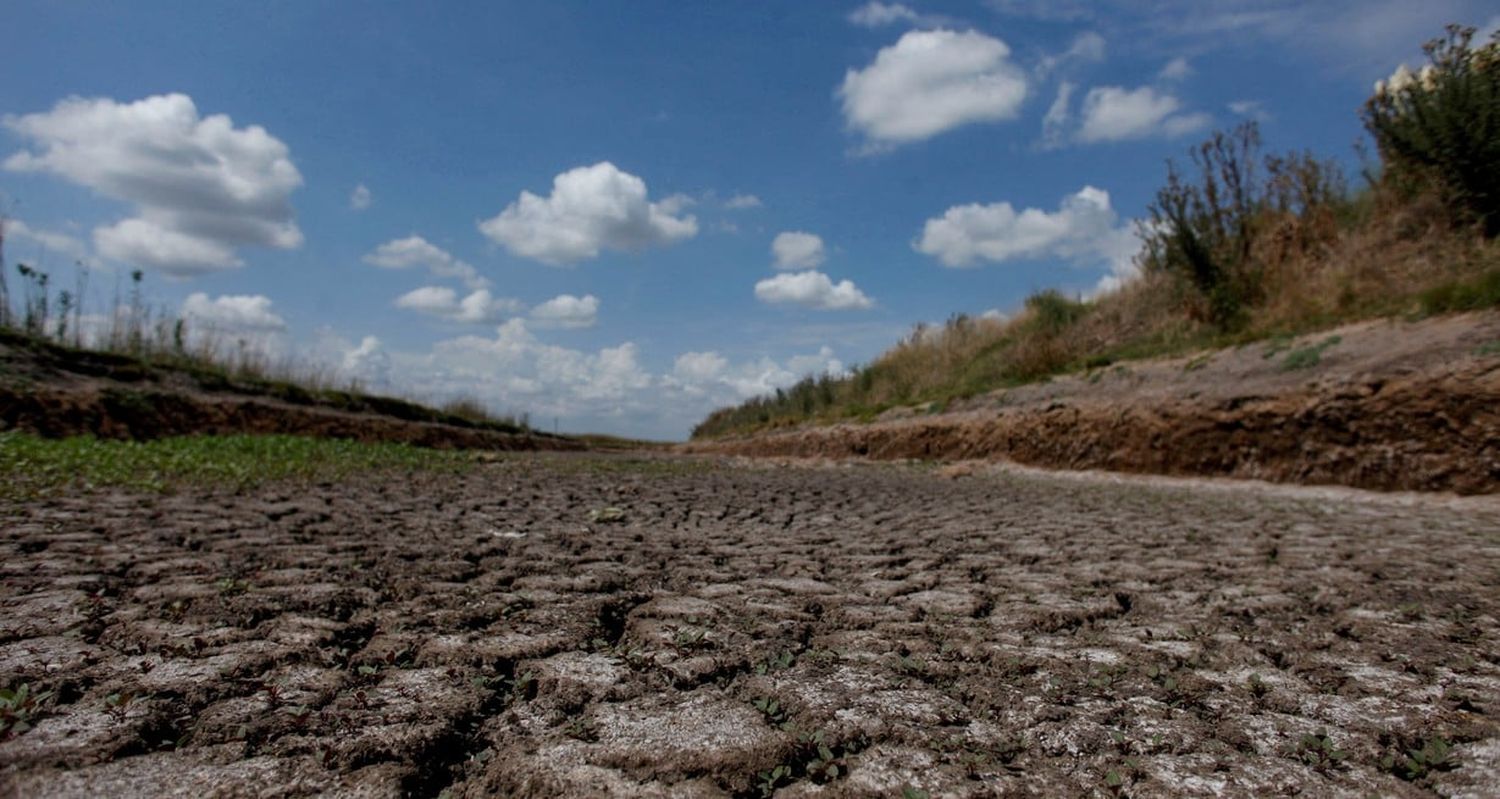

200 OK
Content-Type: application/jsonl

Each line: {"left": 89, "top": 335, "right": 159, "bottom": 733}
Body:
{"left": 1139, "top": 122, "right": 1347, "bottom": 330}
{"left": 1363, "top": 25, "right": 1500, "bottom": 236}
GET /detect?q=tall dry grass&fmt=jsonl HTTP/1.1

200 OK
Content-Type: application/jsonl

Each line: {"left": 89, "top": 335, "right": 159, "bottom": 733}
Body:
{"left": 0, "top": 226, "right": 536, "bottom": 434}
{"left": 692, "top": 24, "right": 1500, "bottom": 441}
{"left": 694, "top": 119, "right": 1500, "bottom": 441}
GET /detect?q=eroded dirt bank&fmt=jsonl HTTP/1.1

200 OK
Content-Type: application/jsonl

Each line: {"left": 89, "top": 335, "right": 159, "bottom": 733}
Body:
{"left": 3, "top": 454, "right": 1498, "bottom": 797}
{"left": 0, "top": 385, "right": 579, "bottom": 452}
{"left": 687, "top": 313, "right": 1500, "bottom": 494}
{"left": 0, "top": 332, "right": 578, "bottom": 452}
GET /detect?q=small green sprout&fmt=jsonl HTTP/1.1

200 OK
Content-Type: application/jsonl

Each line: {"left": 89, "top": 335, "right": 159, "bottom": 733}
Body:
{"left": 214, "top": 577, "right": 250, "bottom": 596}
{"left": 757, "top": 765, "right": 792, "bottom": 797}
{"left": 1247, "top": 672, "right": 1271, "bottom": 699}
{"left": 104, "top": 691, "right": 136, "bottom": 721}
{"left": 755, "top": 650, "right": 795, "bottom": 675}
{"left": 751, "top": 696, "right": 792, "bottom": 730}
{"left": 1383, "top": 737, "right": 1454, "bottom": 780}
{"left": 1, "top": 684, "right": 54, "bottom": 740}
{"left": 1296, "top": 730, "right": 1348, "bottom": 770}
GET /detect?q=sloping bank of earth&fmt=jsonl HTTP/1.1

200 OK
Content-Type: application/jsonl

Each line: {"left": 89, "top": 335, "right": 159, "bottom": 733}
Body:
{"left": 0, "top": 332, "right": 579, "bottom": 452}
{"left": 686, "top": 311, "right": 1500, "bottom": 494}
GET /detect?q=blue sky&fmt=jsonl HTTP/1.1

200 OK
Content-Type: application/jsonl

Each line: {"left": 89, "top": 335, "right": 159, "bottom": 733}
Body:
{"left": 3, "top": 1, "right": 1495, "bottom": 439}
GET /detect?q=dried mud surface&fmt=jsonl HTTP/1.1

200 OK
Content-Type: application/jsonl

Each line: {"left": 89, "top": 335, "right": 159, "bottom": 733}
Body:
{"left": 3, "top": 453, "right": 1499, "bottom": 798}
{"left": 687, "top": 312, "right": 1500, "bottom": 495}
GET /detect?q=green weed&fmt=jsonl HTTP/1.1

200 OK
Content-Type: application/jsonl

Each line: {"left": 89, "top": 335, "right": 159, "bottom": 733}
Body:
{"left": 1383, "top": 736, "right": 1454, "bottom": 780}
{"left": 0, "top": 433, "right": 471, "bottom": 500}
{"left": 755, "top": 651, "right": 796, "bottom": 675}
{"left": 0, "top": 684, "right": 53, "bottom": 740}
{"left": 1421, "top": 269, "right": 1500, "bottom": 314}
{"left": 756, "top": 765, "right": 793, "bottom": 797}
{"left": 1279, "top": 335, "right": 1342, "bottom": 371}
{"left": 751, "top": 696, "right": 792, "bottom": 731}
{"left": 1295, "top": 730, "right": 1349, "bottom": 770}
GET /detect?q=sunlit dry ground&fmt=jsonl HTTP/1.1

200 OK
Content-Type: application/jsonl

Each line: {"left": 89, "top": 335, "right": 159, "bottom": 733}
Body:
{"left": 2, "top": 453, "right": 1498, "bottom": 797}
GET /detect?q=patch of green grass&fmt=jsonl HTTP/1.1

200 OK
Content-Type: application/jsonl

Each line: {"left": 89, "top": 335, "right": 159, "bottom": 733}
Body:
{"left": 1477, "top": 339, "right": 1500, "bottom": 356}
{"left": 1262, "top": 334, "right": 1296, "bottom": 360}
{"left": 1420, "top": 268, "right": 1500, "bottom": 314}
{"left": 1279, "top": 335, "right": 1342, "bottom": 371}
{"left": 1182, "top": 352, "right": 1214, "bottom": 372}
{"left": 0, "top": 433, "right": 471, "bottom": 501}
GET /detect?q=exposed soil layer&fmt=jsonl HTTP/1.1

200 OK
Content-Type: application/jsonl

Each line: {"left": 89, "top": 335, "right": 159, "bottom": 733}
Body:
{"left": 687, "top": 312, "right": 1500, "bottom": 495}
{"left": 0, "top": 331, "right": 578, "bottom": 452}
{"left": 3, "top": 453, "right": 1498, "bottom": 797}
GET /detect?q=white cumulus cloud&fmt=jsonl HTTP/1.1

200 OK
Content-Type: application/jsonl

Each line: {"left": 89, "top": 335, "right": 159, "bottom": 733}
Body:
{"left": 673, "top": 351, "right": 730, "bottom": 383}
{"left": 5, "top": 219, "right": 92, "bottom": 264}
{"left": 1228, "top": 99, "right": 1271, "bottom": 122}
{"left": 478, "top": 162, "right": 697, "bottom": 265}
{"left": 342, "top": 335, "right": 391, "bottom": 386}
{"left": 666, "top": 347, "right": 847, "bottom": 401}
{"left": 724, "top": 193, "right": 763, "bottom": 210}
{"left": 350, "top": 183, "right": 372, "bottom": 210}
{"left": 3, "top": 93, "right": 303, "bottom": 276}
{"left": 363, "top": 235, "right": 488, "bottom": 290}
{"left": 1076, "top": 85, "right": 1211, "bottom": 143}
{"left": 394, "top": 286, "right": 521, "bottom": 324}
{"left": 848, "top": 2, "right": 920, "bottom": 27}
{"left": 529, "top": 294, "right": 600, "bottom": 329}
{"left": 181, "top": 292, "right": 287, "bottom": 332}
{"left": 1036, "top": 31, "right": 1106, "bottom": 77}
{"left": 1158, "top": 57, "right": 1193, "bottom": 81}
{"left": 839, "top": 29, "right": 1028, "bottom": 148}
{"left": 429, "top": 319, "right": 651, "bottom": 406}
{"left": 1040, "top": 81, "right": 1075, "bottom": 149}
{"left": 915, "top": 185, "right": 1139, "bottom": 278}
{"left": 771, "top": 231, "right": 827, "bottom": 270}
{"left": 755, "top": 271, "right": 874, "bottom": 311}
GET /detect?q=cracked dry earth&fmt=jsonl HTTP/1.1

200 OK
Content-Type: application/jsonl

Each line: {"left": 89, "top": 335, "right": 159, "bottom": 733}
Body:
{"left": 2, "top": 454, "right": 1499, "bottom": 798}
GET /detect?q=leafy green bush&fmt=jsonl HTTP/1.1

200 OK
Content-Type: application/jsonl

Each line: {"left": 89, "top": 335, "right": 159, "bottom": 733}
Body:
{"left": 1363, "top": 25, "right": 1500, "bottom": 236}
{"left": 1419, "top": 268, "right": 1500, "bottom": 313}
{"left": 1140, "top": 124, "right": 1264, "bottom": 329}
{"left": 1021, "top": 290, "right": 1088, "bottom": 333}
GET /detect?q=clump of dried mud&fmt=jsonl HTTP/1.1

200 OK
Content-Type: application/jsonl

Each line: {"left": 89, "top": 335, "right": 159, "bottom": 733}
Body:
{"left": 688, "top": 312, "right": 1500, "bottom": 495}
{"left": 3, "top": 453, "right": 1497, "bottom": 797}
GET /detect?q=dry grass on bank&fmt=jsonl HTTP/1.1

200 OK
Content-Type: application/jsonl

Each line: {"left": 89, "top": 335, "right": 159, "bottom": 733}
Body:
{"left": 693, "top": 179, "right": 1499, "bottom": 440}
{"left": 693, "top": 27, "right": 1499, "bottom": 440}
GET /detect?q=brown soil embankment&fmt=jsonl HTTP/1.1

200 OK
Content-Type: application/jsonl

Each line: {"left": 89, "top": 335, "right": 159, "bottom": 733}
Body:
{"left": 0, "top": 333, "right": 579, "bottom": 452}
{"left": 687, "top": 312, "right": 1500, "bottom": 494}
